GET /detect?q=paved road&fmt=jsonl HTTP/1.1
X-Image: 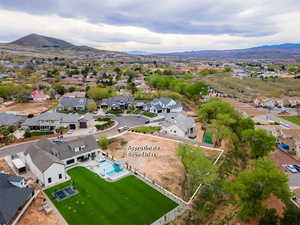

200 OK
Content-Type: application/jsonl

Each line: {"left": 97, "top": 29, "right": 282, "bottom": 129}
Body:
{"left": 0, "top": 115, "right": 148, "bottom": 158}
{"left": 268, "top": 114, "right": 300, "bottom": 129}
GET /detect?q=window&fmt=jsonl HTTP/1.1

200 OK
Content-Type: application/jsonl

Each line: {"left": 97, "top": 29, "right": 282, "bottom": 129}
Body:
{"left": 59, "top": 173, "right": 62, "bottom": 179}
{"left": 66, "top": 159, "right": 75, "bottom": 165}
{"left": 48, "top": 177, "right": 52, "bottom": 183}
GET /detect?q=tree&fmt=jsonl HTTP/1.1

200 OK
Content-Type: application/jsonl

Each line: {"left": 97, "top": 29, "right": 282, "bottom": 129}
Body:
{"left": 87, "top": 87, "right": 112, "bottom": 101}
{"left": 52, "top": 83, "right": 66, "bottom": 95}
{"left": 281, "top": 205, "right": 300, "bottom": 225}
{"left": 224, "top": 67, "right": 232, "bottom": 72}
{"left": 242, "top": 129, "right": 276, "bottom": 158}
{"left": 225, "top": 157, "right": 290, "bottom": 222}
{"left": 207, "top": 113, "right": 238, "bottom": 147}
{"left": 259, "top": 208, "right": 279, "bottom": 225}
{"left": 98, "top": 136, "right": 109, "bottom": 150}
{"left": 177, "top": 143, "right": 218, "bottom": 197}
{"left": 87, "top": 101, "right": 97, "bottom": 112}
{"left": 198, "top": 98, "right": 240, "bottom": 124}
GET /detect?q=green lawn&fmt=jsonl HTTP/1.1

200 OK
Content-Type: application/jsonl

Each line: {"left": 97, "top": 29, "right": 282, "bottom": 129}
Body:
{"left": 142, "top": 112, "right": 158, "bottom": 118}
{"left": 280, "top": 116, "right": 300, "bottom": 126}
{"left": 130, "top": 126, "right": 161, "bottom": 134}
{"left": 45, "top": 167, "right": 177, "bottom": 225}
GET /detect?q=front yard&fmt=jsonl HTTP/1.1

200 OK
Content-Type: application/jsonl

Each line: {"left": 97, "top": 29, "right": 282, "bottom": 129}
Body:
{"left": 45, "top": 167, "right": 177, "bottom": 225}
{"left": 280, "top": 116, "right": 300, "bottom": 126}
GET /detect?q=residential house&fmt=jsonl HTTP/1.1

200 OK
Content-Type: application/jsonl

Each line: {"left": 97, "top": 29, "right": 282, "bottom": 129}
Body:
{"left": 160, "top": 113, "right": 196, "bottom": 138}
{"left": 144, "top": 98, "right": 183, "bottom": 114}
{"left": 31, "top": 90, "right": 49, "bottom": 102}
{"left": 277, "top": 129, "right": 300, "bottom": 157}
{"left": 100, "top": 96, "right": 134, "bottom": 110}
{"left": 24, "top": 135, "right": 99, "bottom": 187}
{"left": 58, "top": 96, "right": 94, "bottom": 111}
{"left": 0, "top": 173, "right": 34, "bottom": 225}
{"left": 22, "top": 112, "right": 94, "bottom": 131}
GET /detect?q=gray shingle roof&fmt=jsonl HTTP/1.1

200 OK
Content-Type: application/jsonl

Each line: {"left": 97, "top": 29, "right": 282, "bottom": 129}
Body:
{"left": 22, "top": 112, "right": 92, "bottom": 126}
{"left": 25, "top": 135, "right": 99, "bottom": 170}
{"left": 0, "top": 113, "right": 24, "bottom": 127}
{"left": 0, "top": 173, "right": 34, "bottom": 225}
{"left": 101, "top": 96, "right": 134, "bottom": 107}
{"left": 25, "top": 143, "right": 64, "bottom": 172}
{"left": 59, "top": 96, "right": 87, "bottom": 109}
{"left": 163, "top": 113, "right": 195, "bottom": 131}
{"left": 152, "top": 97, "right": 173, "bottom": 106}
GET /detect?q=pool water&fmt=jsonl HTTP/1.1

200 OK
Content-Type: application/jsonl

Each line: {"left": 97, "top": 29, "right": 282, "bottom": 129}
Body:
{"left": 96, "top": 161, "right": 123, "bottom": 177}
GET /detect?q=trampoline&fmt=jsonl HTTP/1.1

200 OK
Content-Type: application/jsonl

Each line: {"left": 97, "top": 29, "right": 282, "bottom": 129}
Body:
{"left": 53, "top": 186, "right": 77, "bottom": 201}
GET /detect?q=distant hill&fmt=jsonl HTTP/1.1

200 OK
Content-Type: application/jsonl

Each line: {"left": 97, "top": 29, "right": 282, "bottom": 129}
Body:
{"left": 152, "top": 43, "right": 300, "bottom": 59}
{"left": 125, "top": 51, "right": 153, "bottom": 56}
{"left": 10, "top": 33, "right": 74, "bottom": 48}
{"left": 248, "top": 43, "right": 300, "bottom": 50}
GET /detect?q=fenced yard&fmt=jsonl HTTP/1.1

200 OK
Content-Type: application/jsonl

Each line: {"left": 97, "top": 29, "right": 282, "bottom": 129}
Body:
{"left": 45, "top": 167, "right": 178, "bottom": 225}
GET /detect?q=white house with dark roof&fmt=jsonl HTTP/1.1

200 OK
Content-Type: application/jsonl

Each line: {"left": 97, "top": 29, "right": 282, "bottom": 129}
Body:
{"left": 24, "top": 135, "right": 99, "bottom": 187}
{"left": 100, "top": 96, "right": 135, "bottom": 110}
{"left": 159, "top": 113, "right": 196, "bottom": 138}
{"left": 144, "top": 97, "right": 183, "bottom": 114}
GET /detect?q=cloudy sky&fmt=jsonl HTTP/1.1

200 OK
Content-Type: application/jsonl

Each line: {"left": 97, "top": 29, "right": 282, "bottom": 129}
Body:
{"left": 0, "top": 0, "right": 300, "bottom": 52}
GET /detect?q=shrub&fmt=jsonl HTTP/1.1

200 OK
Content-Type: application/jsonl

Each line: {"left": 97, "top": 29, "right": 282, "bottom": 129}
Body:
{"left": 98, "top": 136, "right": 109, "bottom": 150}
{"left": 120, "top": 138, "right": 128, "bottom": 146}
{"left": 95, "top": 120, "right": 115, "bottom": 130}
{"left": 142, "top": 112, "right": 157, "bottom": 118}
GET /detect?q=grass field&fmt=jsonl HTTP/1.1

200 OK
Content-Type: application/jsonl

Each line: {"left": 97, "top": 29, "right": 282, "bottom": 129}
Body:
{"left": 280, "top": 116, "right": 300, "bottom": 125}
{"left": 45, "top": 167, "right": 177, "bottom": 225}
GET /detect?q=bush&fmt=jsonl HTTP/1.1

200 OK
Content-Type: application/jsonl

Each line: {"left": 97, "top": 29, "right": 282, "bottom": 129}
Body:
{"left": 142, "top": 112, "right": 157, "bottom": 118}
{"left": 120, "top": 138, "right": 128, "bottom": 146}
{"left": 95, "top": 120, "right": 115, "bottom": 130}
{"left": 98, "top": 136, "right": 109, "bottom": 150}
{"left": 24, "top": 130, "right": 32, "bottom": 138}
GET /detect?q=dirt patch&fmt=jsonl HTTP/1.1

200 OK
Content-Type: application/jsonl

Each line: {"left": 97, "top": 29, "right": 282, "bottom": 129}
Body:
{"left": 106, "top": 133, "right": 220, "bottom": 199}
{"left": 0, "top": 159, "right": 14, "bottom": 174}
{"left": 107, "top": 133, "right": 186, "bottom": 198}
{"left": 0, "top": 100, "right": 57, "bottom": 115}
{"left": 17, "top": 192, "right": 63, "bottom": 225}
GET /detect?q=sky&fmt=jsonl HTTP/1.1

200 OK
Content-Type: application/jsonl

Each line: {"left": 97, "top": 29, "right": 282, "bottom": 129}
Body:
{"left": 0, "top": 0, "right": 300, "bottom": 53}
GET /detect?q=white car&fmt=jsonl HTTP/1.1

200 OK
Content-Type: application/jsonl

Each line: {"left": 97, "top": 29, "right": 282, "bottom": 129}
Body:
{"left": 285, "top": 165, "right": 298, "bottom": 173}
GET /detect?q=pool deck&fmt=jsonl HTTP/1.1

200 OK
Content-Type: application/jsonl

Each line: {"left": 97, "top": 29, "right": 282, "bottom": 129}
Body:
{"left": 68, "top": 158, "right": 131, "bottom": 182}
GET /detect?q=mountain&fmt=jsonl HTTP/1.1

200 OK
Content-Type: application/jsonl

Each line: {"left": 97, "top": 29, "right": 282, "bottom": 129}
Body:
{"left": 10, "top": 33, "right": 74, "bottom": 48}
{"left": 248, "top": 43, "right": 300, "bottom": 50}
{"left": 124, "top": 51, "right": 153, "bottom": 56}
{"left": 152, "top": 43, "right": 300, "bottom": 60}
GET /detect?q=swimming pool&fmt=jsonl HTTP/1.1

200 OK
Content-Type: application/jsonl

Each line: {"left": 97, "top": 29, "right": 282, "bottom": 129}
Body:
{"left": 96, "top": 161, "right": 123, "bottom": 177}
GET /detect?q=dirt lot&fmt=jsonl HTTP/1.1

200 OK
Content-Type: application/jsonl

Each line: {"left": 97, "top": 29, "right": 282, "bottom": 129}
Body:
{"left": 0, "top": 159, "right": 14, "bottom": 174}
{"left": 106, "top": 133, "right": 220, "bottom": 199}
{"left": 17, "top": 192, "right": 63, "bottom": 225}
{"left": 0, "top": 160, "right": 62, "bottom": 225}
{"left": 0, "top": 100, "right": 57, "bottom": 115}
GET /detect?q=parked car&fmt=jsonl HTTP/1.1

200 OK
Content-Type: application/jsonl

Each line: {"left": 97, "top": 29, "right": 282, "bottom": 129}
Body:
{"left": 118, "top": 126, "right": 128, "bottom": 132}
{"left": 293, "top": 165, "right": 300, "bottom": 172}
{"left": 285, "top": 165, "right": 298, "bottom": 173}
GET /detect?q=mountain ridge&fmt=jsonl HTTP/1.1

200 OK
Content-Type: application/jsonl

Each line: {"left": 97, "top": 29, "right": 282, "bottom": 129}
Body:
{"left": 151, "top": 43, "right": 300, "bottom": 59}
